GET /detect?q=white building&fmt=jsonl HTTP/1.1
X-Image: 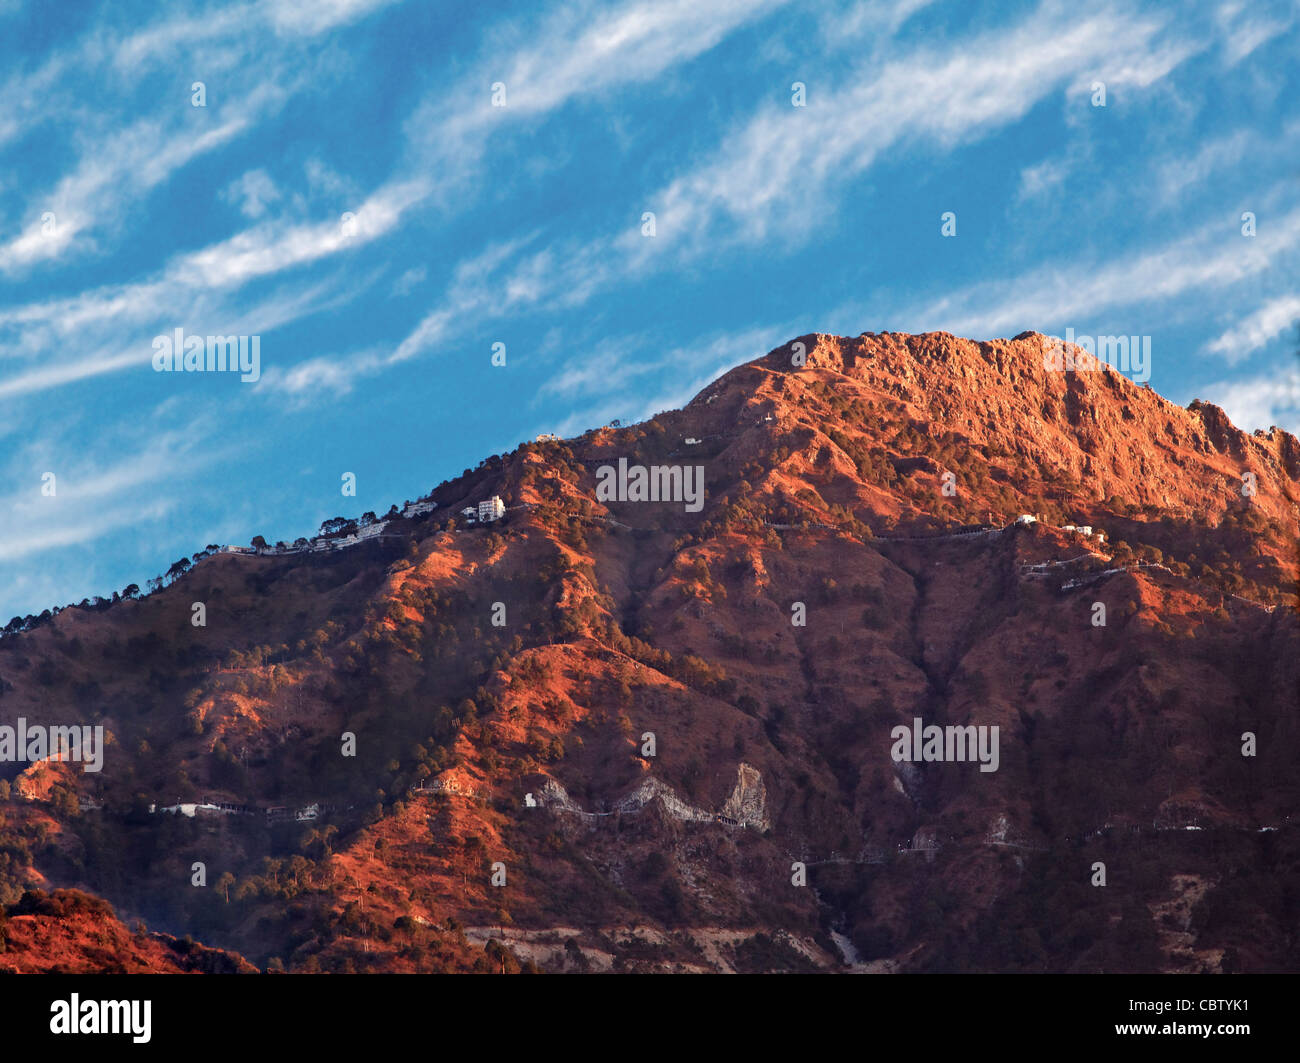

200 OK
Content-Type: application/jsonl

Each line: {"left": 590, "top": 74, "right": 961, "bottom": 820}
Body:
{"left": 1015, "top": 514, "right": 1038, "bottom": 526}
{"left": 1077, "top": 525, "right": 1093, "bottom": 537}
{"left": 402, "top": 500, "right": 437, "bottom": 518}
{"left": 460, "top": 506, "right": 477, "bottom": 523}
{"left": 478, "top": 495, "right": 505, "bottom": 522}
{"left": 685, "top": 437, "right": 701, "bottom": 445}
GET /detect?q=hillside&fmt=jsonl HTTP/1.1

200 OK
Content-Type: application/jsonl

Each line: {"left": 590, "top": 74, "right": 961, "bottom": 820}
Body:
{"left": 1, "top": 330, "right": 1297, "bottom": 973}
{"left": 0, "top": 888, "right": 256, "bottom": 973}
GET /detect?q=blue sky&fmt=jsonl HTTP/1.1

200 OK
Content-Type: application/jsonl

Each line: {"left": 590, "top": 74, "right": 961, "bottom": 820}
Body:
{"left": 1, "top": 0, "right": 1297, "bottom": 619}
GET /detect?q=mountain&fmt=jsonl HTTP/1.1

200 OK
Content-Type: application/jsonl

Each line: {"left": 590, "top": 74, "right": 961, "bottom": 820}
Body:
{"left": 1, "top": 330, "right": 1297, "bottom": 973}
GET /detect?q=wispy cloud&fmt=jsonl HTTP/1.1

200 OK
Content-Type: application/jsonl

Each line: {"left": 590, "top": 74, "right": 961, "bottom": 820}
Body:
{"left": 1207, "top": 294, "right": 1300, "bottom": 363}
{"left": 0, "top": 424, "right": 212, "bottom": 563}
{"left": 0, "top": 78, "right": 294, "bottom": 274}
{"left": 0, "top": 266, "right": 368, "bottom": 401}
{"left": 406, "top": 0, "right": 792, "bottom": 176}
{"left": 261, "top": 0, "right": 402, "bottom": 36}
{"left": 0, "top": 174, "right": 413, "bottom": 403}
{"left": 1214, "top": 0, "right": 1295, "bottom": 65}
{"left": 1198, "top": 368, "right": 1300, "bottom": 434}
{"left": 173, "top": 179, "right": 427, "bottom": 289}
{"left": 900, "top": 203, "right": 1300, "bottom": 338}
{"left": 1154, "top": 129, "right": 1256, "bottom": 202}
{"left": 0, "top": 0, "right": 403, "bottom": 276}
{"left": 224, "top": 169, "right": 282, "bottom": 219}
{"left": 645, "top": 2, "right": 1198, "bottom": 257}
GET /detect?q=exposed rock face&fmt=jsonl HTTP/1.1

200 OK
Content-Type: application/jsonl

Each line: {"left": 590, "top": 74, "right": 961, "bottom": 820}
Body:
{"left": 721, "top": 763, "right": 770, "bottom": 831}
{"left": 614, "top": 778, "right": 713, "bottom": 823}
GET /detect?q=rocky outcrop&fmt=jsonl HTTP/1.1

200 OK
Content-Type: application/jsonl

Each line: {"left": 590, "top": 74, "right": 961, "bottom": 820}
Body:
{"left": 534, "top": 764, "right": 770, "bottom": 830}
{"left": 721, "top": 763, "right": 770, "bottom": 831}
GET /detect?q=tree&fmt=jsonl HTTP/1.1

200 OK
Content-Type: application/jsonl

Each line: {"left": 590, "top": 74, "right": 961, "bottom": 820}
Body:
{"left": 288, "top": 855, "right": 311, "bottom": 891}
{"left": 261, "top": 857, "right": 283, "bottom": 890}
{"left": 216, "top": 872, "right": 235, "bottom": 904}
{"left": 250, "top": 535, "right": 268, "bottom": 551}
{"left": 122, "top": 584, "right": 140, "bottom": 598}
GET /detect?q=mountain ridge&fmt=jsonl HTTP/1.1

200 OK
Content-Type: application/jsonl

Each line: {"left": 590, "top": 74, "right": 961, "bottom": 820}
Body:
{"left": 0, "top": 330, "right": 1296, "bottom": 974}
